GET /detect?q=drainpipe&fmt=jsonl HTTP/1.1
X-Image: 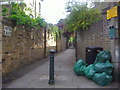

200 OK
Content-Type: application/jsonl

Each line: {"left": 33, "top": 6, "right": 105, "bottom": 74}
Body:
{"left": 35, "top": 0, "right": 36, "bottom": 18}
{"left": 109, "top": 3, "right": 120, "bottom": 82}
{"left": 117, "top": 5, "right": 120, "bottom": 84}
{"left": 0, "top": 4, "right": 2, "bottom": 90}
{"left": 44, "top": 27, "right": 46, "bottom": 58}
{"left": 75, "top": 30, "right": 77, "bottom": 62}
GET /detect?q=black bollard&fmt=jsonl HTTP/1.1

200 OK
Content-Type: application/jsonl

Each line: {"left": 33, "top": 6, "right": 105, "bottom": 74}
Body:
{"left": 48, "top": 50, "right": 55, "bottom": 85}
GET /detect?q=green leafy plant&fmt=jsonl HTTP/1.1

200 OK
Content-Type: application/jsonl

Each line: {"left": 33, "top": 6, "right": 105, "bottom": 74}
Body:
{"left": 2, "top": 2, "right": 61, "bottom": 39}
{"left": 57, "top": 19, "right": 74, "bottom": 42}
{"left": 2, "top": 2, "right": 46, "bottom": 29}
{"left": 47, "top": 24, "right": 61, "bottom": 40}
{"left": 8, "top": 2, "right": 31, "bottom": 25}
{"left": 118, "top": 2, "right": 120, "bottom": 6}
{"left": 35, "top": 17, "right": 46, "bottom": 27}
{"left": 2, "top": 7, "right": 8, "bottom": 16}
{"left": 65, "top": 2, "right": 102, "bottom": 31}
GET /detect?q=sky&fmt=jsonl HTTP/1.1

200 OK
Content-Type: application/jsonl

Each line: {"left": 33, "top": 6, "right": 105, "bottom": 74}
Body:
{"left": 2, "top": 0, "right": 118, "bottom": 24}
{"left": 41, "top": 0, "right": 68, "bottom": 24}
{"left": 1, "top": 0, "right": 87, "bottom": 24}
{"left": 40, "top": 0, "right": 93, "bottom": 24}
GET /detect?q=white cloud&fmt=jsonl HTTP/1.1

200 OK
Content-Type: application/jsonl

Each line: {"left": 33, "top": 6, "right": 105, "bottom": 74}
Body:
{"left": 41, "top": 0, "right": 68, "bottom": 24}
{"left": 41, "top": 0, "right": 89, "bottom": 24}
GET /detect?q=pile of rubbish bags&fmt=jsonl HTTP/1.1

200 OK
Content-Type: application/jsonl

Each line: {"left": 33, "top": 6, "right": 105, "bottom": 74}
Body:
{"left": 74, "top": 50, "right": 114, "bottom": 86}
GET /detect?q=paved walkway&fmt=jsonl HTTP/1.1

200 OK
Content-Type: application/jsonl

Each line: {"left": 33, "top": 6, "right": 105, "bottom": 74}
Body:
{"left": 3, "top": 48, "right": 118, "bottom": 88}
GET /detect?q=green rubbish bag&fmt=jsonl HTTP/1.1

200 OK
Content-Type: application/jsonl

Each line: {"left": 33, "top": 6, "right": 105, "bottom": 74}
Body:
{"left": 74, "top": 59, "right": 87, "bottom": 76}
{"left": 84, "top": 64, "right": 96, "bottom": 79}
{"left": 95, "top": 50, "right": 111, "bottom": 63}
{"left": 92, "top": 72, "right": 112, "bottom": 86}
{"left": 94, "top": 61, "right": 114, "bottom": 75}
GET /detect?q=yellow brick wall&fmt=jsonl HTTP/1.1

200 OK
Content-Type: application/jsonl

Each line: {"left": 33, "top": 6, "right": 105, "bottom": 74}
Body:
{"left": 77, "top": 18, "right": 111, "bottom": 60}
{"left": 2, "top": 18, "right": 67, "bottom": 77}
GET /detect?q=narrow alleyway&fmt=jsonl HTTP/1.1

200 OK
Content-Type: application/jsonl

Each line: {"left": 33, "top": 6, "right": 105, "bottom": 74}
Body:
{"left": 3, "top": 48, "right": 118, "bottom": 88}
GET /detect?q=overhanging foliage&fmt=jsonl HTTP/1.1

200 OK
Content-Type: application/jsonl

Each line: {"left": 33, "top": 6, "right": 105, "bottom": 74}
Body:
{"left": 65, "top": 2, "right": 102, "bottom": 31}
{"left": 2, "top": 2, "right": 46, "bottom": 29}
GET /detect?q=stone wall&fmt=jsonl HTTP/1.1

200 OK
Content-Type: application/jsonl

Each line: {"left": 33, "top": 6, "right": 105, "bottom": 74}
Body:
{"left": 60, "top": 35, "right": 67, "bottom": 51}
{"left": 2, "top": 19, "right": 44, "bottom": 77}
{"left": 2, "top": 18, "right": 66, "bottom": 78}
{"left": 0, "top": 5, "right": 2, "bottom": 90}
{"left": 77, "top": 18, "right": 111, "bottom": 60}
{"left": 76, "top": 3, "right": 120, "bottom": 83}
{"left": 56, "top": 35, "right": 67, "bottom": 52}
{"left": 76, "top": 2, "right": 118, "bottom": 61}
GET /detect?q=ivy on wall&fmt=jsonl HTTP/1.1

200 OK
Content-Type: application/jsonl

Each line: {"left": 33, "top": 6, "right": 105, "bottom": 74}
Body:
{"left": 2, "top": 2, "right": 62, "bottom": 40}
{"left": 2, "top": 2, "right": 46, "bottom": 30}
{"left": 47, "top": 23, "right": 62, "bottom": 40}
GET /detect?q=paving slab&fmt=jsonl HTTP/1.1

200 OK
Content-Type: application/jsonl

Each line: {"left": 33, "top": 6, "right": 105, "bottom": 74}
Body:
{"left": 2, "top": 48, "right": 119, "bottom": 88}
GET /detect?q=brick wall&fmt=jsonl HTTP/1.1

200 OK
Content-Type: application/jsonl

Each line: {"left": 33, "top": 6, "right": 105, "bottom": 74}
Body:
{"left": 2, "top": 18, "right": 67, "bottom": 77}
{"left": 61, "top": 36, "right": 67, "bottom": 51}
{"left": 76, "top": 2, "right": 118, "bottom": 61}
{"left": 2, "top": 19, "right": 44, "bottom": 77}
{"left": 76, "top": 3, "right": 120, "bottom": 83}
{"left": 56, "top": 35, "right": 67, "bottom": 52}
{"left": 77, "top": 17, "right": 111, "bottom": 60}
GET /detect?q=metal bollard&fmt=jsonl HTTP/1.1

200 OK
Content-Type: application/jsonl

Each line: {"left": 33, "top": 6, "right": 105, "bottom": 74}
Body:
{"left": 48, "top": 50, "right": 55, "bottom": 85}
